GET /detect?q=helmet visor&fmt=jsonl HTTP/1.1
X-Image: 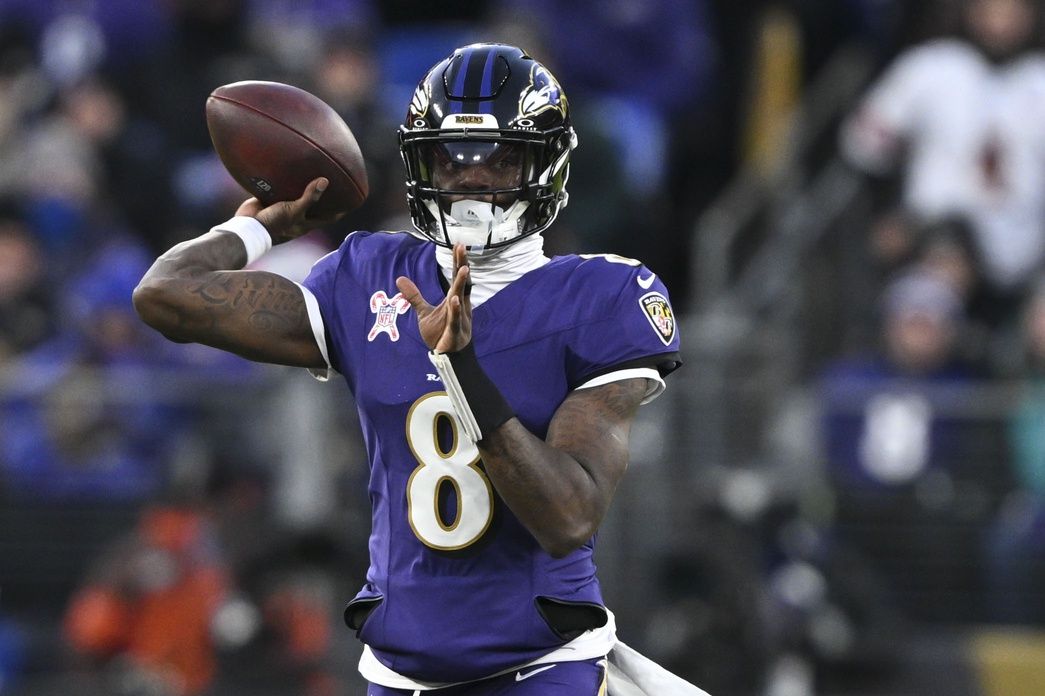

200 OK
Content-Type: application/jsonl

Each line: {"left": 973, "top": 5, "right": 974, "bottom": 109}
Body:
{"left": 418, "top": 140, "right": 529, "bottom": 194}
{"left": 438, "top": 140, "right": 514, "bottom": 165}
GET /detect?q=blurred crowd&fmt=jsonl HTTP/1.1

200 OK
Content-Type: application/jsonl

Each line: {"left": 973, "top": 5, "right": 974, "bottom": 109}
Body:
{"left": 747, "top": 0, "right": 1045, "bottom": 693}
{"left": 3, "top": 0, "right": 1045, "bottom": 695}
{"left": 826, "top": 0, "right": 1045, "bottom": 630}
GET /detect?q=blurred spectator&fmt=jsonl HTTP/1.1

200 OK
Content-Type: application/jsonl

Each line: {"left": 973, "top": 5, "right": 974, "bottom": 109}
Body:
{"left": 225, "top": 533, "right": 344, "bottom": 696}
{"left": 201, "top": 465, "right": 351, "bottom": 695}
{"left": 491, "top": 0, "right": 714, "bottom": 197}
{"left": 171, "top": 152, "right": 250, "bottom": 237}
{"left": 488, "top": 0, "right": 716, "bottom": 295}
{"left": 0, "top": 237, "right": 189, "bottom": 500}
{"left": 63, "top": 502, "right": 230, "bottom": 696}
{"left": 0, "top": 204, "right": 52, "bottom": 359}
{"left": 21, "top": 81, "right": 107, "bottom": 258}
{"left": 129, "top": 0, "right": 254, "bottom": 154}
{"left": 0, "top": 32, "right": 47, "bottom": 201}
{"left": 818, "top": 271, "right": 1010, "bottom": 621}
{"left": 829, "top": 211, "right": 995, "bottom": 370}
{"left": 917, "top": 217, "right": 983, "bottom": 306}
{"left": 914, "top": 216, "right": 1023, "bottom": 372}
{"left": 985, "top": 279, "right": 1045, "bottom": 623}
{"left": 761, "top": 508, "right": 901, "bottom": 696}
{"left": 841, "top": 0, "right": 1045, "bottom": 329}
{"left": 246, "top": 0, "right": 377, "bottom": 77}
{"left": 822, "top": 271, "right": 971, "bottom": 487}
{"left": 645, "top": 497, "right": 901, "bottom": 696}
{"left": 19, "top": 75, "right": 171, "bottom": 260}
{"left": 0, "top": 0, "right": 174, "bottom": 83}
{"left": 308, "top": 30, "right": 406, "bottom": 234}
{"left": 0, "top": 611, "right": 26, "bottom": 694}
{"left": 78, "top": 77, "right": 179, "bottom": 254}
{"left": 644, "top": 508, "right": 769, "bottom": 694}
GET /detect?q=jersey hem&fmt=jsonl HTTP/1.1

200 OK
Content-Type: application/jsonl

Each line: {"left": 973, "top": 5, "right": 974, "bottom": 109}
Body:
{"left": 359, "top": 609, "right": 618, "bottom": 690}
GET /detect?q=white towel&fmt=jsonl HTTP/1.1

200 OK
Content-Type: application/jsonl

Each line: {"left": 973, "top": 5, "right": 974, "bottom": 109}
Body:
{"left": 607, "top": 641, "right": 712, "bottom": 696}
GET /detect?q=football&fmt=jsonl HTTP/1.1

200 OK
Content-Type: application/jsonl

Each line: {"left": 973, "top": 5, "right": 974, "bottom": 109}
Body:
{"left": 206, "top": 81, "right": 368, "bottom": 219}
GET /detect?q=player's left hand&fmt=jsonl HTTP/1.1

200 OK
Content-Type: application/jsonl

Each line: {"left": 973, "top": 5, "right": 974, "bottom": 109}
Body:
{"left": 396, "top": 244, "right": 472, "bottom": 353}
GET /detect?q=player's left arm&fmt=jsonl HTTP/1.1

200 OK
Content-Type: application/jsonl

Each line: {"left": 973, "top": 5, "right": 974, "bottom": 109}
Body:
{"left": 478, "top": 377, "right": 646, "bottom": 558}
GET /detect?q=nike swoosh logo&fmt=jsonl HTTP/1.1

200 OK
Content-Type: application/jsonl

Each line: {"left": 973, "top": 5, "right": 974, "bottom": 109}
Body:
{"left": 637, "top": 273, "right": 656, "bottom": 289}
{"left": 515, "top": 664, "right": 557, "bottom": 681}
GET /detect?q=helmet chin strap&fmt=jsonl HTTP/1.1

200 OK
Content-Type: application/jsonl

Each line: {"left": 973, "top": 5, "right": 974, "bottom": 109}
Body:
{"left": 435, "top": 232, "right": 549, "bottom": 307}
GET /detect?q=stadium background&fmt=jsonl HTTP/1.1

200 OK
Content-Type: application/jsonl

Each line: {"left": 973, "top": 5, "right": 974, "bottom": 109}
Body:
{"left": 1, "top": 1, "right": 1044, "bottom": 694}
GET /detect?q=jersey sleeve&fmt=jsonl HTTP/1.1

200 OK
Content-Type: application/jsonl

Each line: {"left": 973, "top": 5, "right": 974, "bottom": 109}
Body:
{"left": 301, "top": 237, "right": 350, "bottom": 376}
{"left": 840, "top": 43, "right": 937, "bottom": 173}
{"left": 564, "top": 260, "right": 681, "bottom": 403}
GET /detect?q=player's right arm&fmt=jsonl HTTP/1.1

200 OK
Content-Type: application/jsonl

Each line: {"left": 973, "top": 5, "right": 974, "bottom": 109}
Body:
{"left": 132, "top": 178, "right": 331, "bottom": 367}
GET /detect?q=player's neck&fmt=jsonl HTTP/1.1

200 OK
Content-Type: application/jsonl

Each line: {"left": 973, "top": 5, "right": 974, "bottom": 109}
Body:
{"left": 435, "top": 235, "right": 549, "bottom": 307}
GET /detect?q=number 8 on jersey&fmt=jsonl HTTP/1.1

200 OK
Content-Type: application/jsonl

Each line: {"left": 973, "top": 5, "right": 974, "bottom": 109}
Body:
{"left": 405, "top": 393, "right": 494, "bottom": 550}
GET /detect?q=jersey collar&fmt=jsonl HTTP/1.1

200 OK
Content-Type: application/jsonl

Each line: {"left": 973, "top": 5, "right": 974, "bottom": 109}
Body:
{"left": 434, "top": 234, "right": 550, "bottom": 307}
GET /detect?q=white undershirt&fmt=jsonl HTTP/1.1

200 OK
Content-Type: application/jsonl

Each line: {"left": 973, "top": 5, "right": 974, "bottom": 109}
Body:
{"left": 434, "top": 233, "right": 550, "bottom": 306}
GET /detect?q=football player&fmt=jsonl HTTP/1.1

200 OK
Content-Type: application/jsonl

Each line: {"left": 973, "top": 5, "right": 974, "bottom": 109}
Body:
{"left": 135, "top": 44, "right": 690, "bottom": 694}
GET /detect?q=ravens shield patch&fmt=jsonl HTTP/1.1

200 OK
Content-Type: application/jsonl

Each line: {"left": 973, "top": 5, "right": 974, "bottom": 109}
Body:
{"left": 640, "top": 292, "right": 675, "bottom": 346}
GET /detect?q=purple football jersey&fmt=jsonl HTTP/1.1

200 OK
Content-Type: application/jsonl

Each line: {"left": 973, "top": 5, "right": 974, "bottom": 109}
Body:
{"left": 303, "top": 232, "right": 680, "bottom": 682}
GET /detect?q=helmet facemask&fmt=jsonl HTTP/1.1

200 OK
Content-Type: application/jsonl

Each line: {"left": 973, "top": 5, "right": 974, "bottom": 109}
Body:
{"left": 400, "top": 128, "right": 573, "bottom": 250}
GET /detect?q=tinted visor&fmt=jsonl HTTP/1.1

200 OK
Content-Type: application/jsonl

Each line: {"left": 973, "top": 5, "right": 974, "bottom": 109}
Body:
{"left": 433, "top": 140, "right": 522, "bottom": 166}
{"left": 418, "top": 140, "right": 530, "bottom": 193}
{"left": 422, "top": 138, "right": 522, "bottom": 166}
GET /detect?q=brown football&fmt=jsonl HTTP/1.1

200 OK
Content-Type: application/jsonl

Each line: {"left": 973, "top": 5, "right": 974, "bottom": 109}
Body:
{"left": 206, "top": 81, "right": 368, "bottom": 218}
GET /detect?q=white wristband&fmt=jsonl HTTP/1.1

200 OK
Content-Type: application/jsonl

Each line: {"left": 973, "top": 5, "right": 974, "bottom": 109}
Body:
{"left": 211, "top": 216, "right": 272, "bottom": 266}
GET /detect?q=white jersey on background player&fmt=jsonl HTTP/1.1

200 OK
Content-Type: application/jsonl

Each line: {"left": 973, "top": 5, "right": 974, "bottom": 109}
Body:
{"left": 842, "top": 37, "right": 1045, "bottom": 289}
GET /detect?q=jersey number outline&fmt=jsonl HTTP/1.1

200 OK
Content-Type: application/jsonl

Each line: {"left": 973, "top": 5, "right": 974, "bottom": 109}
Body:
{"left": 405, "top": 392, "right": 494, "bottom": 550}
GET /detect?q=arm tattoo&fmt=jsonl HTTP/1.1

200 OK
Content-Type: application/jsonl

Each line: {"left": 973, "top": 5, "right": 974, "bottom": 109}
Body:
{"left": 547, "top": 379, "right": 646, "bottom": 450}
{"left": 137, "top": 231, "right": 322, "bottom": 366}
{"left": 170, "top": 272, "right": 310, "bottom": 339}
{"left": 186, "top": 274, "right": 307, "bottom": 332}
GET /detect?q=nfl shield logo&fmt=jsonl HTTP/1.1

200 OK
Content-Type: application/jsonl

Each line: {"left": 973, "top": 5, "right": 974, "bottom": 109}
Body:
{"left": 639, "top": 292, "right": 675, "bottom": 346}
{"left": 368, "top": 290, "right": 411, "bottom": 342}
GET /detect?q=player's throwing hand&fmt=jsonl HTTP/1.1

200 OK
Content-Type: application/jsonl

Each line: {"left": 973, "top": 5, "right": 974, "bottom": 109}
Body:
{"left": 396, "top": 243, "right": 472, "bottom": 353}
{"left": 234, "top": 177, "right": 341, "bottom": 244}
